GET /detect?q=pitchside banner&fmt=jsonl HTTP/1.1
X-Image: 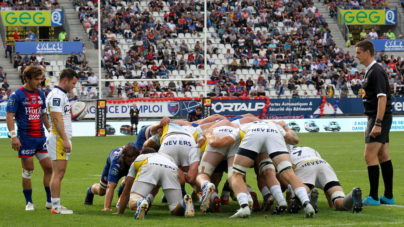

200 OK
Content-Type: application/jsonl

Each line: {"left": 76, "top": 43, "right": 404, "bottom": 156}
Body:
{"left": 15, "top": 41, "right": 83, "bottom": 55}
{"left": 372, "top": 40, "right": 404, "bottom": 52}
{"left": 1, "top": 118, "right": 404, "bottom": 138}
{"left": 78, "top": 97, "right": 404, "bottom": 119}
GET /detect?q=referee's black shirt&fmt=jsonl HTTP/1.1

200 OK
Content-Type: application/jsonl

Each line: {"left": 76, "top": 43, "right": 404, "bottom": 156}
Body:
{"left": 362, "top": 61, "right": 392, "bottom": 116}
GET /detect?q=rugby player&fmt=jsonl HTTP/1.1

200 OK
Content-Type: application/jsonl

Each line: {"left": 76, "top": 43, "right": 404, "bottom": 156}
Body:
{"left": 187, "top": 106, "right": 203, "bottom": 122}
{"left": 114, "top": 148, "right": 195, "bottom": 219}
{"left": 285, "top": 145, "right": 363, "bottom": 213}
{"left": 46, "top": 68, "right": 78, "bottom": 214}
{"left": 6, "top": 66, "right": 53, "bottom": 211}
{"left": 208, "top": 120, "right": 316, "bottom": 218}
{"left": 84, "top": 144, "right": 139, "bottom": 210}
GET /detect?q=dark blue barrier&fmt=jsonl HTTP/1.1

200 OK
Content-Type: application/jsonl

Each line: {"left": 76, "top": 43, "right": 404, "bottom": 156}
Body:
{"left": 371, "top": 40, "right": 404, "bottom": 52}
{"left": 182, "top": 97, "right": 404, "bottom": 116}
{"left": 15, "top": 41, "right": 83, "bottom": 54}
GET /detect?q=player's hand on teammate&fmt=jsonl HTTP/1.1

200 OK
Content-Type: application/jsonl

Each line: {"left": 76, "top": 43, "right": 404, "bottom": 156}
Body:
{"left": 197, "top": 136, "right": 206, "bottom": 146}
{"left": 102, "top": 208, "right": 112, "bottom": 211}
{"left": 63, "top": 140, "right": 71, "bottom": 153}
{"left": 11, "top": 137, "right": 21, "bottom": 151}
{"left": 369, "top": 125, "right": 381, "bottom": 138}
{"left": 274, "top": 121, "right": 287, "bottom": 128}
{"left": 160, "top": 117, "right": 171, "bottom": 126}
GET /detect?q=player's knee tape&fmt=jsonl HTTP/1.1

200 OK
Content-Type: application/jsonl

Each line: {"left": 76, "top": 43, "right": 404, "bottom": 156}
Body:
{"left": 232, "top": 164, "right": 248, "bottom": 175}
{"left": 99, "top": 181, "right": 108, "bottom": 190}
{"left": 22, "top": 169, "right": 34, "bottom": 179}
{"left": 259, "top": 158, "right": 275, "bottom": 175}
{"left": 227, "top": 167, "right": 233, "bottom": 179}
{"left": 330, "top": 191, "right": 345, "bottom": 207}
{"left": 198, "top": 161, "right": 215, "bottom": 176}
{"left": 276, "top": 161, "right": 293, "bottom": 175}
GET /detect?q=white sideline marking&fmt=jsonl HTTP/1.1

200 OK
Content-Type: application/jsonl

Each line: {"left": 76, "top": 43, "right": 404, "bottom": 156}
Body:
{"left": 293, "top": 222, "right": 404, "bottom": 227}
{"left": 381, "top": 204, "right": 404, "bottom": 208}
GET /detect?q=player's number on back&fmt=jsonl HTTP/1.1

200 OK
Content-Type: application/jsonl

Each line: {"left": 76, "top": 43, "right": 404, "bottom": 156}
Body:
{"left": 292, "top": 150, "right": 302, "bottom": 156}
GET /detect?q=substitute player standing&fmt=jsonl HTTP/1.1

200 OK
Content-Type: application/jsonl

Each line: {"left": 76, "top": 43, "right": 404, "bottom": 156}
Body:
{"left": 6, "top": 66, "right": 53, "bottom": 211}
{"left": 130, "top": 104, "right": 139, "bottom": 135}
{"left": 355, "top": 40, "right": 395, "bottom": 206}
{"left": 46, "top": 68, "right": 78, "bottom": 214}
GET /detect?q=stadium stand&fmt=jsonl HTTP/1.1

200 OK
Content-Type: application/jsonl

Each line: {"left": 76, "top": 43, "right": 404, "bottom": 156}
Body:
{"left": 100, "top": 0, "right": 206, "bottom": 99}
{"left": 202, "top": 0, "right": 404, "bottom": 99}
{"left": 0, "top": 0, "right": 99, "bottom": 100}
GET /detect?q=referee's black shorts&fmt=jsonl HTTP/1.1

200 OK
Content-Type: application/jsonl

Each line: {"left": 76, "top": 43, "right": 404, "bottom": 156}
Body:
{"left": 131, "top": 117, "right": 138, "bottom": 125}
{"left": 365, "top": 114, "right": 392, "bottom": 144}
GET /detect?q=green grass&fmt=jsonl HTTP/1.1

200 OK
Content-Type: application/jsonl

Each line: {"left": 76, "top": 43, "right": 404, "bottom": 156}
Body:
{"left": 1, "top": 132, "right": 404, "bottom": 226}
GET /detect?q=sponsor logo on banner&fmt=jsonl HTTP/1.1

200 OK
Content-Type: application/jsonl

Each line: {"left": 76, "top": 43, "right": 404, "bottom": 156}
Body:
{"left": 1, "top": 11, "right": 63, "bottom": 26}
{"left": 212, "top": 102, "right": 266, "bottom": 113}
{"left": 167, "top": 102, "right": 180, "bottom": 115}
{"left": 340, "top": 10, "right": 396, "bottom": 25}
{"left": 371, "top": 40, "right": 404, "bottom": 52}
{"left": 15, "top": 41, "right": 83, "bottom": 55}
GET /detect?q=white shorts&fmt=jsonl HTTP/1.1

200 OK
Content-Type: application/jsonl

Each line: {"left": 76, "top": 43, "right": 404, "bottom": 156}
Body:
{"left": 239, "top": 128, "right": 288, "bottom": 157}
{"left": 206, "top": 126, "right": 239, "bottom": 158}
{"left": 134, "top": 164, "right": 181, "bottom": 190}
{"left": 294, "top": 159, "right": 339, "bottom": 190}
{"left": 159, "top": 134, "right": 196, "bottom": 167}
{"left": 130, "top": 182, "right": 182, "bottom": 211}
{"left": 46, "top": 133, "right": 72, "bottom": 161}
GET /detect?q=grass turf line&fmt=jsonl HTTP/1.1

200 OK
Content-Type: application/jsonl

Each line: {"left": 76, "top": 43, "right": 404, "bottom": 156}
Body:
{"left": 0, "top": 132, "right": 403, "bottom": 226}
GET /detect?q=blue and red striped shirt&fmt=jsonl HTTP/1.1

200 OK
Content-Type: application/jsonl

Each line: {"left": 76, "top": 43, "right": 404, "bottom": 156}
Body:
{"left": 6, "top": 87, "right": 46, "bottom": 138}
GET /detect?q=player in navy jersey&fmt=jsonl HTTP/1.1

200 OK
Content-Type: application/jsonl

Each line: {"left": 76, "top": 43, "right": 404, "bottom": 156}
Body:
{"left": 187, "top": 106, "right": 204, "bottom": 122}
{"left": 6, "top": 66, "right": 53, "bottom": 211}
{"left": 84, "top": 144, "right": 139, "bottom": 211}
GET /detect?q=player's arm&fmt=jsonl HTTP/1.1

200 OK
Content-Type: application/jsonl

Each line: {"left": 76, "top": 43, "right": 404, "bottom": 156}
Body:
{"left": 42, "top": 112, "right": 51, "bottom": 132}
{"left": 50, "top": 96, "right": 70, "bottom": 152}
{"left": 6, "top": 112, "right": 21, "bottom": 151}
{"left": 275, "top": 121, "right": 299, "bottom": 145}
{"left": 150, "top": 116, "right": 171, "bottom": 135}
{"left": 370, "top": 73, "right": 387, "bottom": 138}
{"left": 6, "top": 95, "right": 21, "bottom": 151}
{"left": 51, "top": 112, "right": 70, "bottom": 152}
{"left": 103, "top": 162, "right": 120, "bottom": 210}
{"left": 143, "top": 136, "right": 159, "bottom": 149}
{"left": 103, "top": 181, "right": 117, "bottom": 211}
{"left": 115, "top": 176, "right": 134, "bottom": 214}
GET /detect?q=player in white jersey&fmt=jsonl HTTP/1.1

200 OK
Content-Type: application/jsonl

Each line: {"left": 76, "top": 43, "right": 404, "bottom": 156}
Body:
{"left": 115, "top": 148, "right": 195, "bottom": 219}
{"left": 208, "top": 120, "right": 315, "bottom": 218}
{"left": 46, "top": 68, "right": 78, "bottom": 214}
{"left": 149, "top": 118, "right": 196, "bottom": 172}
{"left": 286, "top": 145, "right": 363, "bottom": 213}
{"left": 203, "top": 118, "right": 287, "bottom": 214}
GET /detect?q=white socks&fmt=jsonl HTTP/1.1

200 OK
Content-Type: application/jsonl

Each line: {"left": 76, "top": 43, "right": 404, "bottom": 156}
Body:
{"left": 294, "top": 187, "right": 309, "bottom": 204}
{"left": 237, "top": 193, "right": 249, "bottom": 207}
{"left": 270, "top": 185, "right": 285, "bottom": 203}
{"left": 261, "top": 186, "right": 271, "bottom": 197}
{"left": 51, "top": 198, "right": 61, "bottom": 210}
{"left": 146, "top": 194, "right": 154, "bottom": 204}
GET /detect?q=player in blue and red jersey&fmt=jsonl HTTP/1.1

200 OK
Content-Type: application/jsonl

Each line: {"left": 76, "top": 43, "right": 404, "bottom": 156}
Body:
{"left": 6, "top": 66, "right": 53, "bottom": 211}
{"left": 187, "top": 106, "right": 204, "bottom": 122}
{"left": 84, "top": 143, "right": 139, "bottom": 211}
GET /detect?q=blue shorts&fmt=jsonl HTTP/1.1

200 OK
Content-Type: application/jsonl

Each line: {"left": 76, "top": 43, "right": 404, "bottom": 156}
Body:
{"left": 18, "top": 136, "right": 47, "bottom": 158}
{"left": 134, "top": 125, "right": 151, "bottom": 151}
{"left": 214, "top": 160, "right": 228, "bottom": 174}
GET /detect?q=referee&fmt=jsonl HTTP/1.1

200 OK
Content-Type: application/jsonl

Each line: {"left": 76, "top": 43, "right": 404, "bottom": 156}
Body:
{"left": 355, "top": 40, "right": 394, "bottom": 206}
{"left": 129, "top": 104, "right": 139, "bottom": 135}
